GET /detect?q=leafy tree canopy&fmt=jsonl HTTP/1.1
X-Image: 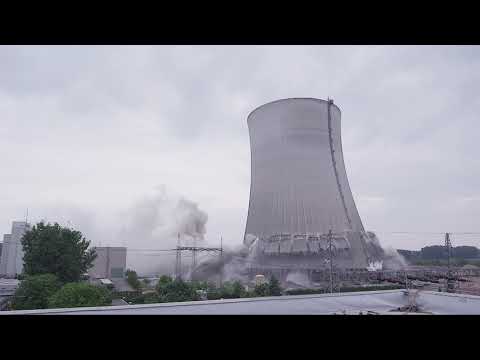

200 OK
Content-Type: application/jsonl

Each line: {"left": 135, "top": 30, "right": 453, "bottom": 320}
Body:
{"left": 420, "top": 245, "right": 446, "bottom": 260}
{"left": 158, "top": 275, "right": 173, "bottom": 286}
{"left": 268, "top": 276, "right": 282, "bottom": 296}
{"left": 11, "top": 274, "right": 61, "bottom": 310}
{"left": 156, "top": 275, "right": 172, "bottom": 292}
{"left": 48, "top": 282, "right": 112, "bottom": 309}
{"left": 157, "top": 278, "right": 198, "bottom": 303}
{"left": 126, "top": 269, "right": 141, "bottom": 290}
{"left": 22, "top": 222, "right": 97, "bottom": 283}
{"left": 252, "top": 277, "right": 282, "bottom": 297}
{"left": 454, "top": 246, "right": 479, "bottom": 259}
{"left": 213, "top": 281, "right": 247, "bottom": 299}
{"left": 253, "top": 283, "right": 270, "bottom": 297}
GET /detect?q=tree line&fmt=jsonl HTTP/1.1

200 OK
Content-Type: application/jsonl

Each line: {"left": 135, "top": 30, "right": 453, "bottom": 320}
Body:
{"left": 9, "top": 222, "right": 111, "bottom": 310}
{"left": 7, "top": 221, "right": 283, "bottom": 311}
{"left": 398, "top": 245, "right": 480, "bottom": 266}
{"left": 122, "top": 272, "right": 282, "bottom": 305}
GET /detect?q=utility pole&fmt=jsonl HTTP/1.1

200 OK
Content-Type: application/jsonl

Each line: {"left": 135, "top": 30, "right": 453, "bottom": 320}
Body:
{"left": 220, "top": 236, "right": 223, "bottom": 287}
{"left": 404, "top": 270, "right": 408, "bottom": 291}
{"left": 175, "top": 233, "right": 182, "bottom": 280}
{"left": 445, "top": 232, "right": 454, "bottom": 293}
{"left": 328, "top": 229, "right": 333, "bottom": 293}
{"left": 192, "top": 236, "right": 197, "bottom": 275}
{"left": 446, "top": 232, "right": 451, "bottom": 269}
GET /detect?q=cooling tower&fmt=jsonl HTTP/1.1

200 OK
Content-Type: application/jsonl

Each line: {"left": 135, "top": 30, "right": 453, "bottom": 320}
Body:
{"left": 244, "top": 98, "right": 380, "bottom": 270}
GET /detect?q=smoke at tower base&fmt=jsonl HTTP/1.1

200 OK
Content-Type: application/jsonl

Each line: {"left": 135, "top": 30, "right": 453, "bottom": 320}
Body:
{"left": 193, "top": 231, "right": 407, "bottom": 286}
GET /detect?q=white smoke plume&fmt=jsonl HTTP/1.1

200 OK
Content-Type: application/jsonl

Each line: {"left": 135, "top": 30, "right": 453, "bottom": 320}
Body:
{"left": 122, "top": 186, "right": 207, "bottom": 244}
{"left": 244, "top": 233, "right": 262, "bottom": 260}
{"left": 382, "top": 246, "right": 408, "bottom": 270}
{"left": 285, "top": 271, "right": 312, "bottom": 288}
{"left": 222, "top": 250, "right": 251, "bottom": 282}
{"left": 120, "top": 186, "right": 208, "bottom": 275}
{"left": 244, "top": 233, "right": 257, "bottom": 248}
{"left": 193, "top": 243, "right": 251, "bottom": 283}
{"left": 365, "top": 231, "right": 382, "bottom": 247}
{"left": 34, "top": 186, "right": 209, "bottom": 277}
{"left": 367, "top": 261, "right": 383, "bottom": 271}
{"left": 365, "top": 231, "right": 407, "bottom": 270}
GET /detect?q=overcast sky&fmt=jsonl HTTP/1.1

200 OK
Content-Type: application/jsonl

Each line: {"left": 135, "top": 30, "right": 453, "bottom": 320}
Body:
{"left": 1, "top": 45, "right": 480, "bottom": 251}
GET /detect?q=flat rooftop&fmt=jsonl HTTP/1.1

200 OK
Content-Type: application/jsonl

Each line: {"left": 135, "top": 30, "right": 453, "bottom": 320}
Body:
{"left": 0, "top": 279, "right": 20, "bottom": 286}
{"left": 0, "top": 279, "right": 20, "bottom": 296}
{"left": 2, "top": 289, "right": 480, "bottom": 315}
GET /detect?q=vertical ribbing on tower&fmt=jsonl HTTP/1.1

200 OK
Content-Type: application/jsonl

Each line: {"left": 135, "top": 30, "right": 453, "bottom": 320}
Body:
{"left": 327, "top": 98, "right": 352, "bottom": 230}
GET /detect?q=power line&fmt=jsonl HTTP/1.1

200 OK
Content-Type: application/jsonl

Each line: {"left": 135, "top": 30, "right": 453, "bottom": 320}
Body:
{"left": 120, "top": 229, "right": 480, "bottom": 258}
{"left": 374, "top": 231, "right": 449, "bottom": 235}
{"left": 450, "top": 232, "right": 480, "bottom": 235}
{"left": 127, "top": 248, "right": 177, "bottom": 252}
{"left": 374, "top": 231, "right": 480, "bottom": 235}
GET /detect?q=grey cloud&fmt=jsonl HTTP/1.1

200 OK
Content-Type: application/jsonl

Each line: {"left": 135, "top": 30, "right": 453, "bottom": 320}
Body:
{"left": 1, "top": 45, "right": 480, "bottom": 253}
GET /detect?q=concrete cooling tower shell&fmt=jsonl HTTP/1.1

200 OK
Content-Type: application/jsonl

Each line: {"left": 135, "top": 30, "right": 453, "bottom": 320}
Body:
{"left": 244, "top": 98, "right": 374, "bottom": 269}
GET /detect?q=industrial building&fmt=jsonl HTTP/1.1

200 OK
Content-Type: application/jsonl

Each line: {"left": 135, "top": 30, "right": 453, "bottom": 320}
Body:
{"left": 244, "top": 98, "right": 383, "bottom": 272}
{"left": 0, "top": 221, "right": 31, "bottom": 278}
{"left": 88, "top": 247, "right": 127, "bottom": 279}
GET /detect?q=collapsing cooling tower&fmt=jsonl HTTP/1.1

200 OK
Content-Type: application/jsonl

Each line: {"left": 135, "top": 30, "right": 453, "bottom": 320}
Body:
{"left": 244, "top": 98, "right": 381, "bottom": 270}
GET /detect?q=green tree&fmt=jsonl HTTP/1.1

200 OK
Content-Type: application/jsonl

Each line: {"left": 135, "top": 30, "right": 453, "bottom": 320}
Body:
{"left": 123, "top": 291, "right": 160, "bottom": 305}
{"left": 156, "top": 278, "right": 197, "bottom": 303}
{"left": 251, "top": 277, "right": 282, "bottom": 297}
{"left": 215, "top": 281, "right": 247, "bottom": 299}
{"left": 231, "top": 281, "right": 247, "bottom": 298}
{"left": 421, "top": 245, "right": 446, "bottom": 260}
{"left": 22, "top": 222, "right": 97, "bottom": 283}
{"left": 217, "top": 281, "right": 232, "bottom": 299}
{"left": 125, "top": 269, "right": 141, "bottom": 290}
{"left": 253, "top": 283, "right": 269, "bottom": 297}
{"left": 205, "top": 282, "right": 222, "bottom": 300}
{"left": 156, "top": 275, "right": 173, "bottom": 289}
{"left": 190, "top": 280, "right": 209, "bottom": 291}
{"left": 454, "top": 246, "right": 479, "bottom": 259}
{"left": 48, "top": 282, "right": 112, "bottom": 308}
{"left": 143, "top": 292, "right": 160, "bottom": 304}
{"left": 220, "top": 281, "right": 234, "bottom": 298}
{"left": 11, "top": 274, "right": 61, "bottom": 310}
{"left": 268, "top": 276, "right": 282, "bottom": 296}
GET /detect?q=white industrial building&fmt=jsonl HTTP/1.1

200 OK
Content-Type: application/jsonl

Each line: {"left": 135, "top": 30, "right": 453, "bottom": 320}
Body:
{"left": 0, "top": 221, "right": 30, "bottom": 278}
{"left": 88, "top": 247, "right": 127, "bottom": 279}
